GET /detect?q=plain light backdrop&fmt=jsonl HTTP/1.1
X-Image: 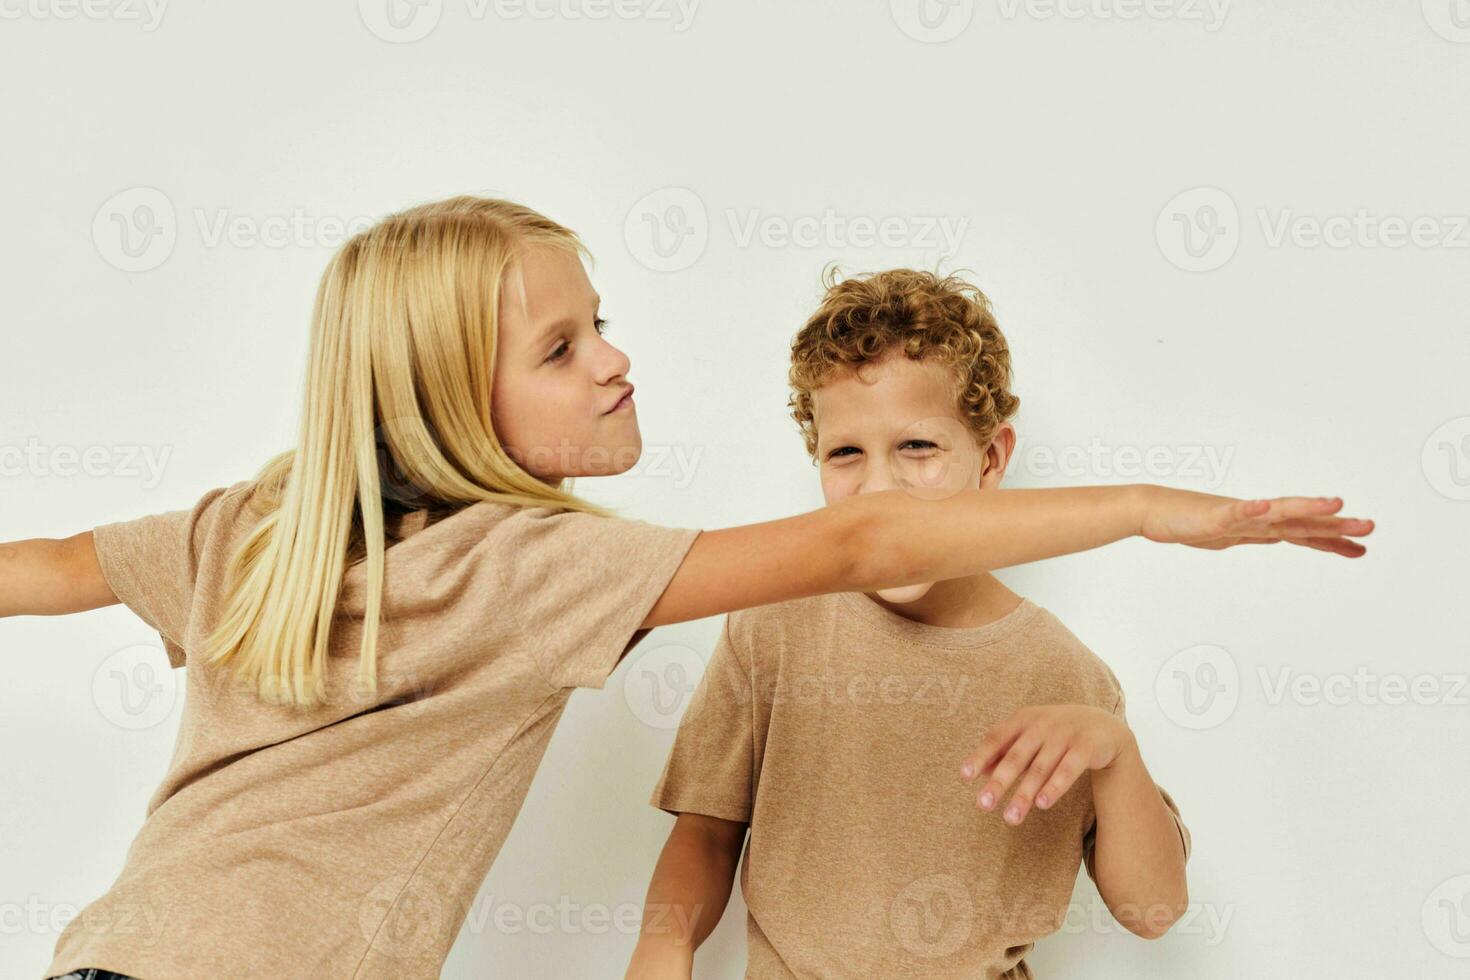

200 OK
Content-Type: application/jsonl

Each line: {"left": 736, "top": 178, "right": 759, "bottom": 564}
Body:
{"left": 3, "top": 1, "right": 1467, "bottom": 977}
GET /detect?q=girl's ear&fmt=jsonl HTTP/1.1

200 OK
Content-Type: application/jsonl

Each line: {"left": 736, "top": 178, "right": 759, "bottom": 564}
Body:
{"left": 978, "top": 423, "right": 1017, "bottom": 489}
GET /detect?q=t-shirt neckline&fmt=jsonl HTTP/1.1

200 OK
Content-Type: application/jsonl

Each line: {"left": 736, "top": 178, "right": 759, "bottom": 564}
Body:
{"left": 837, "top": 589, "right": 1040, "bottom": 649}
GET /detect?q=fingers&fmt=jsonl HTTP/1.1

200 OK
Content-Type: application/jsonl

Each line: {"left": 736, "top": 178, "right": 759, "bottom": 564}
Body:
{"left": 1220, "top": 497, "right": 1375, "bottom": 557}
{"left": 960, "top": 718, "right": 1022, "bottom": 783}
{"left": 1035, "top": 748, "right": 1090, "bottom": 812}
{"left": 1286, "top": 536, "right": 1368, "bottom": 558}
{"left": 975, "top": 732, "right": 1043, "bottom": 815}
{"left": 1270, "top": 516, "right": 1375, "bottom": 539}
{"left": 1261, "top": 496, "right": 1345, "bottom": 521}
{"left": 1229, "top": 495, "right": 1344, "bottom": 525}
{"left": 1002, "top": 743, "right": 1065, "bottom": 825}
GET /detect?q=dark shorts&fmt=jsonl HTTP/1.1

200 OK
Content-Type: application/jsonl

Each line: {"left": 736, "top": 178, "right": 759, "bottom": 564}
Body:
{"left": 48, "top": 971, "right": 139, "bottom": 980}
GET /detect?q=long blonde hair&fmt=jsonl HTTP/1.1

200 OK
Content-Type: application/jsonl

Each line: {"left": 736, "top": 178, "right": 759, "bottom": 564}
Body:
{"left": 200, "top": 195, "right": 611, "bottom": 708}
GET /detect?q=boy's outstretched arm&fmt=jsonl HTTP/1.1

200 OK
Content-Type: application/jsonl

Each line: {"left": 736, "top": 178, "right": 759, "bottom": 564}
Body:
{"left": 0, "top": 532, "right": 117, "bottom": 618}
{"left": 627, "top": 813, "right": 748, "bottom": 979}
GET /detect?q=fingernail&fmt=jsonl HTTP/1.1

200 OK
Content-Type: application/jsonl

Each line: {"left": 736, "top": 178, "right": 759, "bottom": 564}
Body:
{"left": 1037, "top": 794, "right": 1050, "bottom": 808}
{"left": 961, "top": 761, "right": 974, "bottom": 779}
{"left": 1005, "top": 805, "right": 1020, "bottom": 823}
{"left": 979, "top": 791, "right": 993, "bottom": 809}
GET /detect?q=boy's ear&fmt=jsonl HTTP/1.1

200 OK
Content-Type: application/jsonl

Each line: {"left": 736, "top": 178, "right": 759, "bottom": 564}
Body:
{"left": 978, "top": 423, "right": 1017, "bottom": 489}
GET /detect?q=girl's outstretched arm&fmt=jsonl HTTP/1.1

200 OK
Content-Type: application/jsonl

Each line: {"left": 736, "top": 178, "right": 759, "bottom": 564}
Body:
{"left": 0, "top": 532, "right": 115, "bottom": 618}
{"left": 642, "top": 486, "right": 1373, "bottom": 629}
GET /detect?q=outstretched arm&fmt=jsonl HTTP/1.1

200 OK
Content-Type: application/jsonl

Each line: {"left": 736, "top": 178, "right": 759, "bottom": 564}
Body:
{"left": 0, "top": 532, "right": 116, "bottom": 618}
{"left": 643, "top": 486, "right": 1372, "bottom": 629}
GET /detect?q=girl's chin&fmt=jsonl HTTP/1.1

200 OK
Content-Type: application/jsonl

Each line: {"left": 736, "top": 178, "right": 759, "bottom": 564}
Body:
{"left": 573, "top": 442, "right": 642, "bottom": 478}
{"left": 876, "top": 582, "right": 934, "bottom": 603}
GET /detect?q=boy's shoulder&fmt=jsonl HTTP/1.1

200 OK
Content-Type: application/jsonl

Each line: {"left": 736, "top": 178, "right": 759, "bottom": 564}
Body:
{"left": 1021, "top": 605, "right": 1125, "bottom": 711}
{"left": 724, "top": 591, "right": 845, "bottom": 644}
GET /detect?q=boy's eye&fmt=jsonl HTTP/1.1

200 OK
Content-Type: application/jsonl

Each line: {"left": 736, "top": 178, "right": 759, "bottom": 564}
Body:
{"left": 594, "top": 316, "right": 609, "bottom": 335}
{"left": 900, "top": 440, "right": 940, "bottom": 453}
{"left": 828, "top": 440, "right": 938, "bottom": 460}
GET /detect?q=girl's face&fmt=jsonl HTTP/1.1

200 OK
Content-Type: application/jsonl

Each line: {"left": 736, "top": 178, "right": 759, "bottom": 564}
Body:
{"left": 491, "top": 245, "right": 641, "bottom": 482}
{"left": 812, "top": 350, "right": 1013, "bottom": 602}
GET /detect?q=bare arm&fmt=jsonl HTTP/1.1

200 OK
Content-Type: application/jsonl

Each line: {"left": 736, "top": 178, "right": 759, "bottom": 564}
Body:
{"left": 626, "top": 813, "right": 748, "bottom": 979}
{"left": 961, "top": 704, "right": 1190, "bottom": 939}
{"left": 1087, "top": 738, "right": 1189, "bottom": 939}
{"left": 0, "top": 532, "right": 117, "bottom": 618}
{"left": 643, "top": 486, "right": 1372, "bottom": 629}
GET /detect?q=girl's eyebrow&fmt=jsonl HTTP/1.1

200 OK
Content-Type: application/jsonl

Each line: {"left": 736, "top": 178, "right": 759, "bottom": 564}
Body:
{"left": 529, "top": 296, "right": 601, "bottom": 351}
{"left": 530, "top": 316, "right": 577, "bottom": 349}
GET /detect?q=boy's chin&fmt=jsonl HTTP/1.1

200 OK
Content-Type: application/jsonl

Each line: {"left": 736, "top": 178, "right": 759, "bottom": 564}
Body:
{"left": 876, "top": 582, "right": 935, "bottom": 603}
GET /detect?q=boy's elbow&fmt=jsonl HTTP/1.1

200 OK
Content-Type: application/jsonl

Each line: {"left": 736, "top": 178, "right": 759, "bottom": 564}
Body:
{"left": 1114, "top": 886, "right": 1189, "bottom": 940}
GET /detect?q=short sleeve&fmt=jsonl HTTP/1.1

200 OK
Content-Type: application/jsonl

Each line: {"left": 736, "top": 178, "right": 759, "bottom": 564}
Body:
{"left": 1082, "top": 684, "right": 1192, "bottom": 882}
{"left": 498, "top": 507, "right": 701, "bottom": 690}
{"left": 91, "top": 485, "right": 234, "bottom": 669}
{"left": 650, "top": 616, "right": 756, "bottom": 824}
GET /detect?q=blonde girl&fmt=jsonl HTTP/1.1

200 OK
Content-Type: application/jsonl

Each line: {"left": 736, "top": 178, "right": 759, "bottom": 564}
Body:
{"left": 7, "top": 195, "right": 1371, "bottom": 980}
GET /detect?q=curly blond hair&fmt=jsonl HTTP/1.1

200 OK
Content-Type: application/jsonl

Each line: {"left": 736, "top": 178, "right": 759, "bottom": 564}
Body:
{"left": 787, "top": 267, "right": 1020, "bottom": 459}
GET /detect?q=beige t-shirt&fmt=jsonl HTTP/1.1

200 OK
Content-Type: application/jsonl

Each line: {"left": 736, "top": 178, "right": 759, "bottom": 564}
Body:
{"left": 46, "top": 479, "right": 701, "bottom": 980}
{"left": 651, "top": 591, "right": 1190, "bottom": 980}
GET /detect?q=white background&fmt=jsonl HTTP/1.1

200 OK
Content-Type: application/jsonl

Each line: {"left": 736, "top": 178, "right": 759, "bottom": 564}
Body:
{"left": 3, "top": 1, "right": 1468, "bottom": 977}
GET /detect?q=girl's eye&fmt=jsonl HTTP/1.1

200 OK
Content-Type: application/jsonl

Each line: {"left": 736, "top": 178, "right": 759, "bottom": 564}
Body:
{"left": 547, "top": 317, "right": 609, "bottom": 363}
{"left": 828, "top": 447, "right": 859, "bottom": 459}
{"left": 900, "top": 440, "right": 940, "bottom": 453}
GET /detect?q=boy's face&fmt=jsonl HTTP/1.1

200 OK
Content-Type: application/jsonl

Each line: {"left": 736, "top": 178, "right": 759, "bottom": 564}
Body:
{"left": 812, "top": 349, "right": 1014, "bottom": 603}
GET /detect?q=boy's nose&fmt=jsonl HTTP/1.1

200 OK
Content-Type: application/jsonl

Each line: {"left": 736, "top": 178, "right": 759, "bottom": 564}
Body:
{"left": 859, "top": 464, "right": 903, "bottom": 496}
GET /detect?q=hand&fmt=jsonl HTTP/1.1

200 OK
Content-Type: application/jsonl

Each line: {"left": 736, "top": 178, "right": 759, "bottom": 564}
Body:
{"left": 960, "top": 704, "right": 1134, "bottom": 826}
{"left": 1137, "top": 488, "right": 1374, "bottom": 557}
